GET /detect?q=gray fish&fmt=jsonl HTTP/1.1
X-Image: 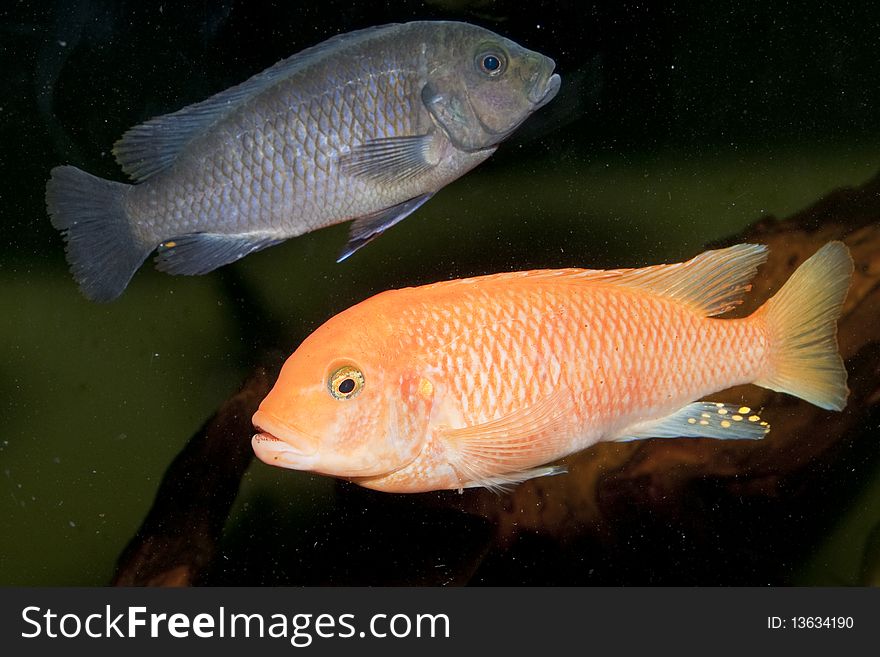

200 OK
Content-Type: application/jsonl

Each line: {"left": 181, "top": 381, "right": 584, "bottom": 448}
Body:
{"left": 45, "top": 21, "right": 561, "bottom": 302}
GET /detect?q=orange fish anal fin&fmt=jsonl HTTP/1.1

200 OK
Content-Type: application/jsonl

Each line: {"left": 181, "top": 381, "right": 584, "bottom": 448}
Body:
{"left": 439, "top": 389, "right": 575, "bottom": 491}
{"left": 615, "top": 402, "right": 770, "bottom": 442}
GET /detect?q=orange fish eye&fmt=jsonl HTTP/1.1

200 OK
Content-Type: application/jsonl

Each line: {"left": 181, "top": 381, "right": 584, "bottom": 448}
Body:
{"left": 328, "top": 365, "right": 365, "bottom": 401}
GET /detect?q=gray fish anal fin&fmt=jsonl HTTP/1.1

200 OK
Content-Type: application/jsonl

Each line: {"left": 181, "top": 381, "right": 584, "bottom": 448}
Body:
{"left": 337, "top": 193, "right": 433, "bottom": 262}
{"left": 615, "top": 402, "right": 770, "bottom": 442}
{"left": 113, "top": 24, "right": 404, "bottom": 182}
{"left": 154, "top": 232, "right": 282, "bottom": 275}
{"left": 339, "top": 135, "right": 435, "bottom": 184}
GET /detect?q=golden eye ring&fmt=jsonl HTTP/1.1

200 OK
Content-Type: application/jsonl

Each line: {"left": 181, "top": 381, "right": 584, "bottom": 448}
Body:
{"left": 328, "top": 365, "right": 365, "bottom": 401}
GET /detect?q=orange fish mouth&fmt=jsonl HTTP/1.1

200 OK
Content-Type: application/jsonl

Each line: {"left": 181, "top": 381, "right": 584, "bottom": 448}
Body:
{"left": 252, "top": 409, "right": 320, "bottom": 469}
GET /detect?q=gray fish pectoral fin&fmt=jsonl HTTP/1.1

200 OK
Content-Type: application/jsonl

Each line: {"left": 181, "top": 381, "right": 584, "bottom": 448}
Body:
{"left": 339, "top": 134, "right": 435, "bottom": 184}
{"left": 154, "top": 232, "right": 283, "bottom": 276}
{"left": 337, "top": 193, "right": 433, "bottom": 262}
{"left": 614, "top": 402, "right": 770, "bottom": 442}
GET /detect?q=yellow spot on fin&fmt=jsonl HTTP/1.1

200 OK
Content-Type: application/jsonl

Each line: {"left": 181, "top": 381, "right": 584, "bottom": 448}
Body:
{"left": 615, "top": 402, "right": 770, "bottom": 442}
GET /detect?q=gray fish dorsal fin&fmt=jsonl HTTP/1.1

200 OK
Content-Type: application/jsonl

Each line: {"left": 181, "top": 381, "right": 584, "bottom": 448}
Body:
{"left": 112, "top": 24, "right": 402, "bottom": 182}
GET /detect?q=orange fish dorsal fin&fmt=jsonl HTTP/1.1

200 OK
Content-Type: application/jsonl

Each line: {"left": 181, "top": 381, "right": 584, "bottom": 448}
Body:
{"left": 409, "top": 244, "right": 768, "bottom": 317}
{"left": 592, "top": 243, "right": 770, "bottom": 316}
{"left": 439, "top": 390, "right": 575, "bottom": 490}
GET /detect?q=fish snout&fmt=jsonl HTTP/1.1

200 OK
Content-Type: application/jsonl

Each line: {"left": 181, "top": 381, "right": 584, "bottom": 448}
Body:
{"left": 528, "top": 55, "right": 561, "bottom": 107}
{"left": 251, "top": 409, "right": 320, "bottom": 469}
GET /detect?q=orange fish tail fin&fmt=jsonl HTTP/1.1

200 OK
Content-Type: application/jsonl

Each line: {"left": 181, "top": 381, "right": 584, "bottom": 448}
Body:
{"left": 753, "top": 241, "right": 853, "bottom": 411}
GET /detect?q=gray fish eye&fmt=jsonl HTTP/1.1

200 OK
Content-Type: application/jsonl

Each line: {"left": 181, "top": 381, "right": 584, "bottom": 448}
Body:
{"left": 477, "top": 52, "right": 506, "bottom": 77}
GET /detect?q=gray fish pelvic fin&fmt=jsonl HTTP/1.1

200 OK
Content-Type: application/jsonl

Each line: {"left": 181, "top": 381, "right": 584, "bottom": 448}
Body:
{"left": 337, "top": 193, "right": 433, "bottom": 262}
{"left": 154, "top": 232, "right": 284, "bottom": 276}
{"left": 339, "top": 134, "right": 436, "bottom": 184}
{"left": 45, "top": 166, "right": 154, "bottom": 303}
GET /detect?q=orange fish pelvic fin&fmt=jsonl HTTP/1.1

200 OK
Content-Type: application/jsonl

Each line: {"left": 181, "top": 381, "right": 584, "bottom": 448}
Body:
{"left": 439, "top": 388, "right": 576, "bottom": 491}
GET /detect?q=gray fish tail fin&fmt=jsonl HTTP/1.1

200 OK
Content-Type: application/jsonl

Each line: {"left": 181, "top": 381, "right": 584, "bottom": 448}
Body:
{"left": 45, "top": 166, "right": 153, "bottom": 302}
{"left": 753, "top": 241, "right": 853, "bottom": 411}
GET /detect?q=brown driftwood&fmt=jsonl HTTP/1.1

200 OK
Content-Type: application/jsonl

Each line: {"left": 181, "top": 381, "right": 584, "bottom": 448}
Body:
{"left": 111, "top": 361, "right": 280, "bottom": 586}
{"left": 113, "top": 172, "right": 880, "bottom": 586}
{"left": 450, "top": 176, "right": 880, "bottom": 546}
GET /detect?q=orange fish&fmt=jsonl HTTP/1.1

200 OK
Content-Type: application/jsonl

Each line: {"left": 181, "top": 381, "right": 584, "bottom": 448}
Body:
{"left": 252, "top": 242, "right": 853, "bottom": 492}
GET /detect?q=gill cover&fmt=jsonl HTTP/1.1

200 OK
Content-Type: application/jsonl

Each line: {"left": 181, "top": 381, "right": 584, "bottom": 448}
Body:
{"left": 421, "top": 37, "right": 558, "bottom": 152}
{"left": 388, "top": 371, "right": 436, "bottom": 466}
{"left": 422, "top": 72, "right": 493, "bottom": 152}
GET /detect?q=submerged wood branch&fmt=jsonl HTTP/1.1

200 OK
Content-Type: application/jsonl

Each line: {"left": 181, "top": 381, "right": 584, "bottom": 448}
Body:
{"left": 113, "top": 172, "right": 880, "bottom": 586}
{"left": 111, "top": 361, "right": 280, "bottom": 586}
{"left": 456, "top": 173, "right": 880, "bottom": 558}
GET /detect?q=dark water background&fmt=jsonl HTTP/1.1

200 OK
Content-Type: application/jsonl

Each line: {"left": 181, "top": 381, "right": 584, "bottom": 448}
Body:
{"left": 1, "top": 0, "right": 879, "bottom": 585}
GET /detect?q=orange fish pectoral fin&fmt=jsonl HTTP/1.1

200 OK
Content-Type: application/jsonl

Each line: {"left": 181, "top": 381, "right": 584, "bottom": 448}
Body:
{"left": 459, "top": 465, "right": 567, "bottom": 493}
{"left": 438, "top": 389, "right": 576, "bottom": 490}
{"left": 613, "top": 402, "right": 770, "bottom": 442}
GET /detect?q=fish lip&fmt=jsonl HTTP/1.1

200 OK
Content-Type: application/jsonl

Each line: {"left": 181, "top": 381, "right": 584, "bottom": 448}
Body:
{"left": 530, "top": 71, "right": 561, "bottom": 107}
{"left": 252, "top": 431, "right": 318, "bottom": 470}
{"left": 251, "top": 409, "right": 319, "bottom": 456}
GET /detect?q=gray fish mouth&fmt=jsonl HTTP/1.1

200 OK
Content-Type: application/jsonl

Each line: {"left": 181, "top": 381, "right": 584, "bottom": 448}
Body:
{"left": 530, "top": 71, "right": 561, "bottom": 107}
{"left": 530, "top": 73, "right": 562, "bottom": 109}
